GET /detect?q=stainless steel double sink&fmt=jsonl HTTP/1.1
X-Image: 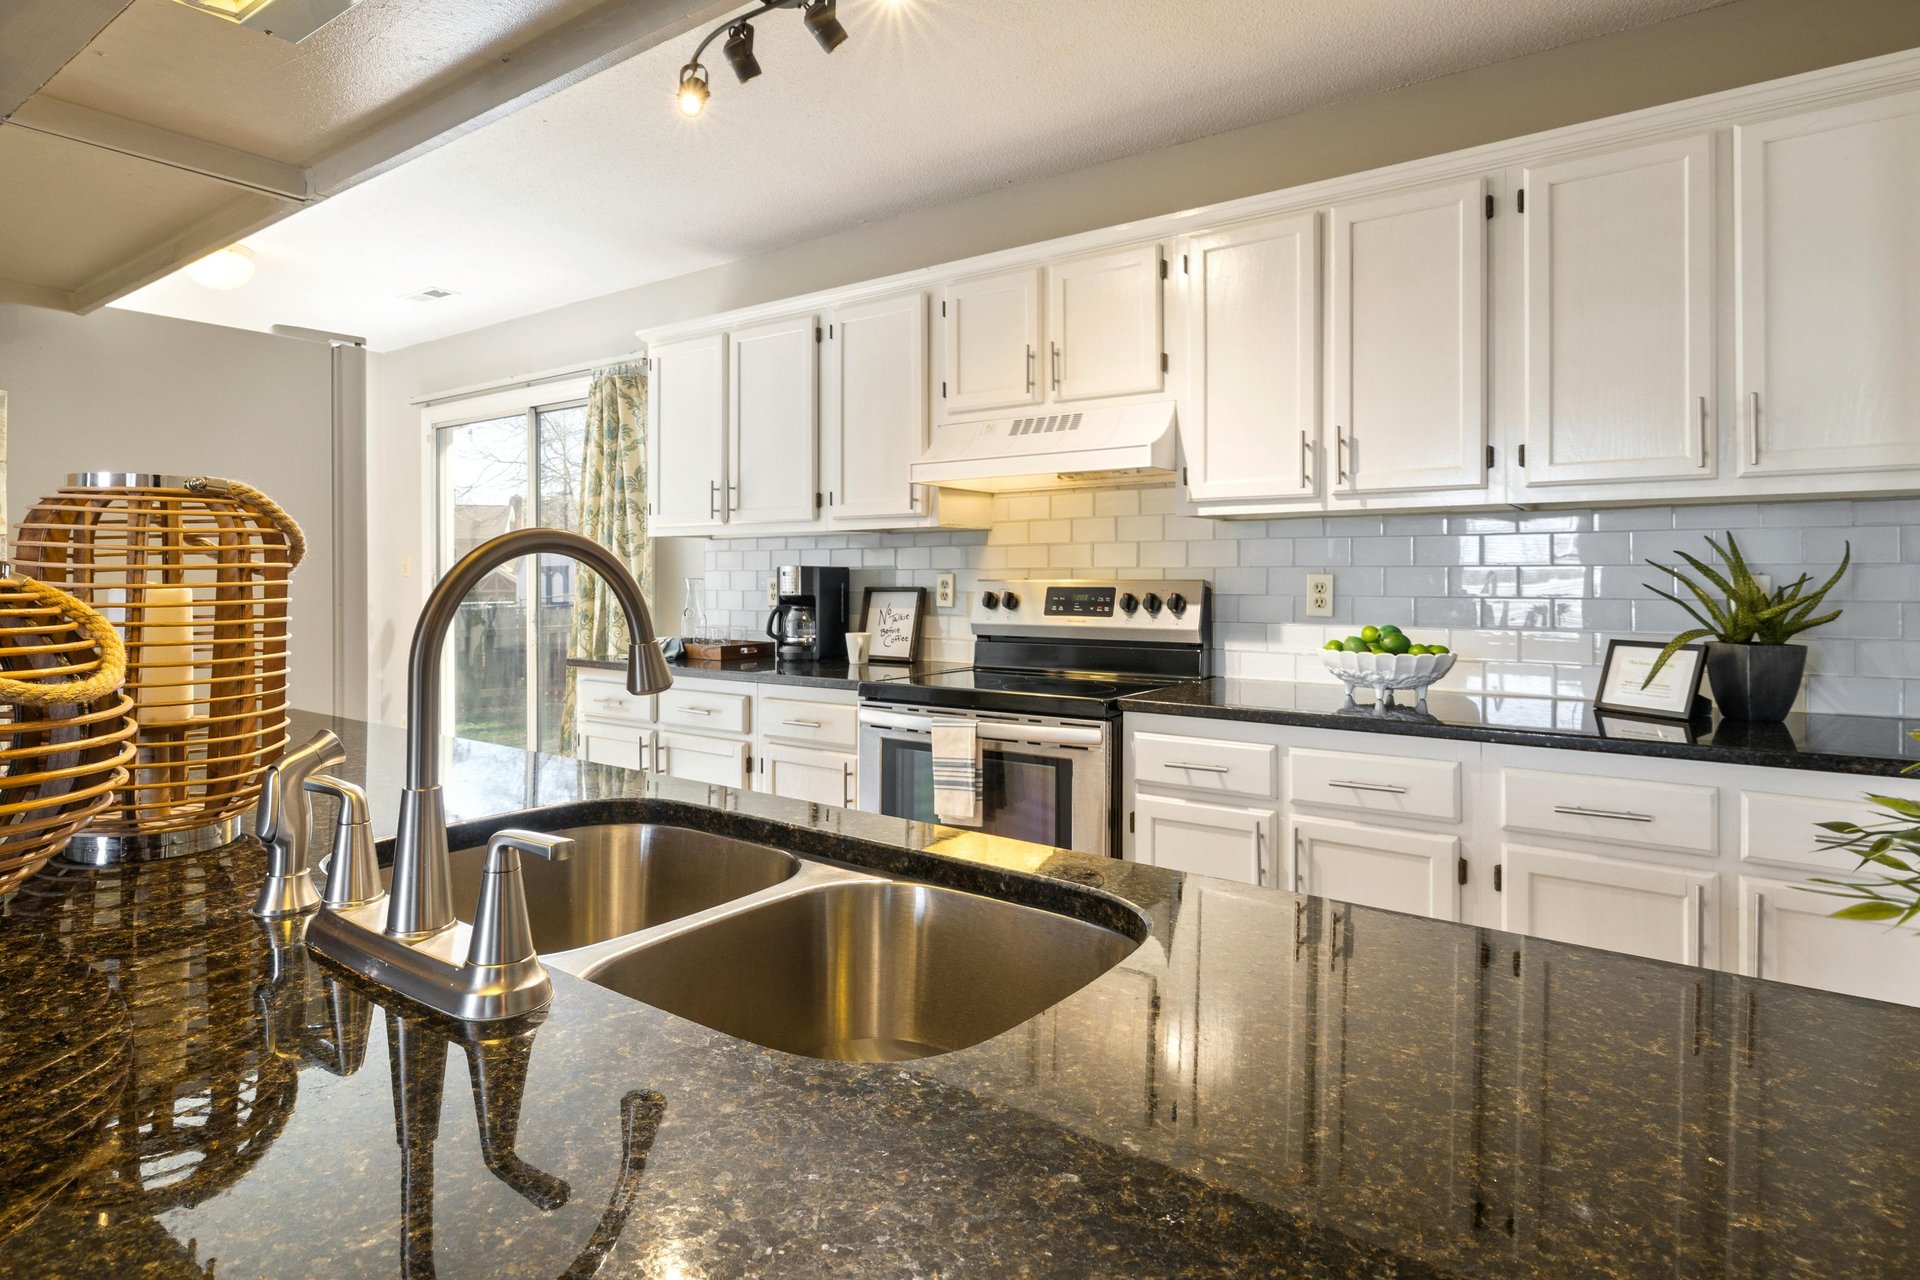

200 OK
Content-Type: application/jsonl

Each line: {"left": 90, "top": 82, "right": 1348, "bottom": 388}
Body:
{"left": 433, "top": 824, "right": 1140, "bottom": 1063}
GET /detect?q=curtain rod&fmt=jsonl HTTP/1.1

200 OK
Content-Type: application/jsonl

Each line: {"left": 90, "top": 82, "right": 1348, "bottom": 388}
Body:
{"left": 410, "top": 350, "right": 644, "bottom": 408}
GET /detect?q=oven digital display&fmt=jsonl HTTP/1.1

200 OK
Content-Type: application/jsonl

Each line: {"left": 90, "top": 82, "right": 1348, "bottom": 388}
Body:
{"left": 1044, "top": 586, "right": 1116, "bottom": 617}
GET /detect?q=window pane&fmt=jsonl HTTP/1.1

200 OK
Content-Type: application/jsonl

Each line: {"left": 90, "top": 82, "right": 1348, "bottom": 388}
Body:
{"left": 441, "top": 414, "right": 528, "bottom": 749}
{"left": 534, "top": 403, "right": 587, "bottom": 755}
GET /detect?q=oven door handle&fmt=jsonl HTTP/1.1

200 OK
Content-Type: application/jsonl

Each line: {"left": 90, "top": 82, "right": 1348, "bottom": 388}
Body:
{"left": 858, "top": 709, "right": 1105, "bottom": 748}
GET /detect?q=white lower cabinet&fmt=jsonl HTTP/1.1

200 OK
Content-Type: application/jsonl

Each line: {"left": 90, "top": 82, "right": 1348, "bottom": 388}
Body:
{"left": 1739, "top": 876, "right": 1920, "bottom": 1006}
{"left": 655, "top": 730, "right": 749, "bottom": 788}
{"left": 760, "top": 742, "right": 855, "bottom": 807}
{"left": 1502, "top": 843, "right": 1714, "bottom": 967}
{"left": 1134, "top": 794, "right": 1273, "bottom": 887}
{"left": 1290, "top": 816, "right": 1462, "bottom": 921}
{"left": 578, "top": 718, "right": 647, "bottom": 771}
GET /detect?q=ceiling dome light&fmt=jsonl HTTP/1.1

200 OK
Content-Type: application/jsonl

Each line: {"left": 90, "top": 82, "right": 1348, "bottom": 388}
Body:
{"left": 184, "top": 244, "right": 256, "bottom": 289}
{"left": 802, "top": 0, "right": 847, "bottom": 53}
{"left": 677, "top": 64, "right": 710, "bottom": 116}
{"left": 722, "top": 22, "right": 761, "bottom": 83}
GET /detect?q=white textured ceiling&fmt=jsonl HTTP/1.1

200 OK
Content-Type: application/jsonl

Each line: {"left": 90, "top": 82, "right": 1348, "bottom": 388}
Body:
{"left": 115, "top": 0, "right": 1727, "bottom": 350}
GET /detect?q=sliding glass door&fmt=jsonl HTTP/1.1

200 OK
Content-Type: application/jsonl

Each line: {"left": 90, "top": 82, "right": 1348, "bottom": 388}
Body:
{"left": 436, "top": 398, "right": 587, "bottom": 753}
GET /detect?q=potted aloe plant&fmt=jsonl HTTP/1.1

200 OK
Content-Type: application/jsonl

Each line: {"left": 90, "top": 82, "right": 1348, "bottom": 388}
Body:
{"left": 1641, "top": 532, "right": 1849, "bottom": 721}
{"left": 1816, "top": 733, "right": 1920, "bottom": 927}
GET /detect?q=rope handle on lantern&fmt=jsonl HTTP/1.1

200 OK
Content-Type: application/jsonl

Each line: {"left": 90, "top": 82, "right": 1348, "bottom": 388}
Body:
{"left": 188, "top": 477, "right": 308, "bottom": 568}
{"left": 0, "top": 575, "right": 130, "bottom": 708}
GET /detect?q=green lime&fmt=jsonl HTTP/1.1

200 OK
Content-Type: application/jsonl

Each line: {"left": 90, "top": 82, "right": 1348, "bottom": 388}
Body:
{"left": 1381, "top": 633, "right": 1412, "bottom": 654}
{"left": 1323, "top": 639, "right": 1343, "bottom": 651}
{"left": 1379, "top": 623, "right": 1403, "bottom": 635}
{"left": 1408, "top": 644, "right": 1429, "bottom": 655}
{"left": 1429, "top": 643, "right": 1450, "bottom": 655}
{"left": 1342, "top": 637, "right": 1367, "bottom": 653}
{"left": 1360, "top": 625, "right": 1381, "bottom": 643}
{"left": 1367, "top": 643, "right": 1386, "bottom": 653}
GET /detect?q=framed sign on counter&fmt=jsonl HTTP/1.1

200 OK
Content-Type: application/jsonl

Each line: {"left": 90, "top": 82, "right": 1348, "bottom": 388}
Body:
{"left": 861, "top": 587, "right": 925, "bottom": 664}
{"left": 1594, "top": 639, "right": 1709, "bottom": 721}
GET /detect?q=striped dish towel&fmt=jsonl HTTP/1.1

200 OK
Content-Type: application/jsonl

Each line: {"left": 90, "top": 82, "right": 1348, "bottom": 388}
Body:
{"left": 931, "top": 719, "right": 982, "bottom": 827}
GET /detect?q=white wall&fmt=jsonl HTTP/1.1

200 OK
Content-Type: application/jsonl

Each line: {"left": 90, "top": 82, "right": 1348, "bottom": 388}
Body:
{"left": 363, "top": 0, "right": 1920, "bottom": 723}
{"left": 0, "top": 303, "right": 340, "bottom": 712}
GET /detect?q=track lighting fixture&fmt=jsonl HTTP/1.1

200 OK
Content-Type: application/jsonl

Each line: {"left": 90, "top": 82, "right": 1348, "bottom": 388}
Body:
{"left": 676, "top": 0, "right": 876, "bottom": 117}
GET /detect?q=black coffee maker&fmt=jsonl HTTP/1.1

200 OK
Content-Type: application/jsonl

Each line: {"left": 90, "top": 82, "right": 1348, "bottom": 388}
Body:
{"left": 766, "top": 565, "right": 851, "bottom": 662}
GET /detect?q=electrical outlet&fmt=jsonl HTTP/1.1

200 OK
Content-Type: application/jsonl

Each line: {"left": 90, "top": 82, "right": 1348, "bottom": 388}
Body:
{"left": 766, "top": 577, "right": 779, "bottom": 606}
{"left": 935, "top": 572, "right": 957, "bottom": 608}
{"left": 1306, "top": 573, "right": 1334, "bottom": 618}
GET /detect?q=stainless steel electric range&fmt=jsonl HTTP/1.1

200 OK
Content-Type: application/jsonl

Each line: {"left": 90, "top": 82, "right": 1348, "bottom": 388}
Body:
{"left": 857, "top": 578, "right": 1212, "bottom": 856}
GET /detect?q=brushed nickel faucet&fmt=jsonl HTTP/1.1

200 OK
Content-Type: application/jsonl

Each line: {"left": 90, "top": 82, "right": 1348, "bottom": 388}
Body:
{"left": 307, "top": 528, "right": 673, "bottom": 1021}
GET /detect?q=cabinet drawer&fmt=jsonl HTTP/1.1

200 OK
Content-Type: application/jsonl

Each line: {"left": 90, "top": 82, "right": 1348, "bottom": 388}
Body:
{"left": 760, "top": 692, "right": 858, "bottom": 751}
{"left": 1502, "top": 767, "right": 1715, "bottom": 856}
{"left": 1739, "top": 789, "right": 1883, "bottom": 874}
{"left": 575, "top": 672, "right": 656, "bottom": 725}
{"left": 659, "top": 685, "right": 751, "bottom": 734}
{"left": 1290, "top": 748, "right": 1460, "bottom": 824}
{"left": 1132, "top": 732, "right": 1278, "bottom": 801}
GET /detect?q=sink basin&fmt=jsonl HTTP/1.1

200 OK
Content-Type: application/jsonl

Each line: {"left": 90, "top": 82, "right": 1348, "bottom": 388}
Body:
{"left": 441, "top": 824, "right": 800, "bottom": 954}
{"left": 583, "top": 880, "right": 1139, "bottom": 1062}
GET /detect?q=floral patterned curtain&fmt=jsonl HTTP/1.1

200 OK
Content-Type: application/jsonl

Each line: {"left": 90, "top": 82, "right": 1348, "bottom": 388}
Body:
{"left": 560, "top": 362, "right": 648, "bottom": 752}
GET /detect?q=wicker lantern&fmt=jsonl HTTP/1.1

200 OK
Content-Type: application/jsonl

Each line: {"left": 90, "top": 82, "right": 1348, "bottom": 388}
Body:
{"left": 13, "top": 473, "right": 304, "bottom": 860}
{"left": 0, "top": 573, "right": 137, "bottom": 895}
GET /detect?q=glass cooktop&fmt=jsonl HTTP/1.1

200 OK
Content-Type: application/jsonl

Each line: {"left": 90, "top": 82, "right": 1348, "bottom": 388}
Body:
{"left": 859, "top": 667, "right": 1194, "bottom": 719}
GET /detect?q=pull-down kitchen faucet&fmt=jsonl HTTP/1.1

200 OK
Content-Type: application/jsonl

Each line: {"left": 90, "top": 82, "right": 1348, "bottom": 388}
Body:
{"left": 307, "top": 527, "right": 673, "bottom": 1021}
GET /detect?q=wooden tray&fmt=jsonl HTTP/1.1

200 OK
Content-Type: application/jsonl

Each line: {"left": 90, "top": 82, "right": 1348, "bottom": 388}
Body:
{"left": 682, "top": 638, "right": 773, "bottom": 663}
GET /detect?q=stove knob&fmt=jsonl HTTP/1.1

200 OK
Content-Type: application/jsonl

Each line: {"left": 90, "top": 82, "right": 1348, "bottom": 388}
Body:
{"left": 1118, "top": 592, "right": 1139, "bottom": 616}
{"left": 1142, "top": 592, "right": 1163, "bottom": 617}
{"left": 1001, "top": 591, "right": 1021, "bottom": 611}
{"left": 982, "top": 591, "right": 1001, "bottom": 610}
{"left": 1166, "top": 592, "right": 1188, "bottom": 618}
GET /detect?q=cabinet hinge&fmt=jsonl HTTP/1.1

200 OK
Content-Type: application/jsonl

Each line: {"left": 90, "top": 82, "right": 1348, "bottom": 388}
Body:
{"left": 1457, "top": 857, "right": 1469, "bottom": 886}
{"left": 1128, "top": 810, "right": 1135, "bottom": 834}
{"left": 1160, "top": 352, "right": 1169, "bottom": 374}
{"left": 1181, "top": 465, "right": 1189, "bottom": 486}
{"left": 1517, "top": 188, "right": 1526, "bottom": 214}
{"left": 814, "top": 491, "right": 823, "bottom": 510}
{"left": 1159, "top": 255, "right": 1168, "bottom": 280}
{"left": 1485, "top": 193, "right": 1495, "bottom": 220}
{"left": 814, "top": 326, "right": 823, "bottom": 343}
{"left": 1485, "top": 444, "right": 1496, "bottom": 470}
{"left": 940, "top": 300, "right": 947, "bottom": 318}
{"left": 940, "top": 381, "right": 947, "bottom": 399}
{"left": 828, "top": 323, "right": 834, "bottom": 339}
{"left": 1182, "top": 253, "right": 1190, "bottom": 275}
{"left": 746, "top": 751, "right": 754, "bottom": 773}
{"left": 1494, "top": 864, "right": 1503, "bottom": 892}
{"left": 1511, "top": 949, "right": 1521, "bottom": 977}
{"left": 1517, "top": 443, "right": 1527, "bottom": 468}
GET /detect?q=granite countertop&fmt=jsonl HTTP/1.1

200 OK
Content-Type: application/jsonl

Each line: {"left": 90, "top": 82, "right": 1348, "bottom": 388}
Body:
{"left": 1124, "top": 676, "right": 1920, "bottom": 777}
{"left": 569, "top": 653, "right": 969, "bottom": 690}
{"left": 3, "top": 711, "right": 1919, "bottom": 1276}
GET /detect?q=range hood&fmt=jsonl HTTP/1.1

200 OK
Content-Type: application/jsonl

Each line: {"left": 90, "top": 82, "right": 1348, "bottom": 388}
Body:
{"left": 910, "top": 401, "right": 1178, "bottom": 494}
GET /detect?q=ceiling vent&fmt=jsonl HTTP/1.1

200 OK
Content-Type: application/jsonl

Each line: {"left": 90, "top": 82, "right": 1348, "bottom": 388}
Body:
{"left": 402, "top": 288, "right": 458, "bottom": 303}
{"left": 170, "top": 0, "right": 360, "bottom": 43}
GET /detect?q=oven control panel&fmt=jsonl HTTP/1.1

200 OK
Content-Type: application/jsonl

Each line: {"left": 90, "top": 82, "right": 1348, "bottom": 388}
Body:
{"left": 1043, "top": 585, "right": 1115, "bottom": 617}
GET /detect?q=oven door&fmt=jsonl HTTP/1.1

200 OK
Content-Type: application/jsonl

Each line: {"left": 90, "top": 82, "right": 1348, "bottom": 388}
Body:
{"left": 857, "top": 705, "right": 1112, "bottom": 856}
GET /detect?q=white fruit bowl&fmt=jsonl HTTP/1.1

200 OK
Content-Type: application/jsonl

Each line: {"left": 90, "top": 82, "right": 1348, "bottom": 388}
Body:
{"left": 1321, "top": 649, "right": 1456, "bottom": 707}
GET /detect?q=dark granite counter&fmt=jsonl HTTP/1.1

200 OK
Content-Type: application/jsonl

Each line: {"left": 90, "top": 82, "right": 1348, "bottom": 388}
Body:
{"left": 569, "top": 653, "right": 968, "bottom": 690}
{"left": 1123, "top": 676, "right": 1920, "bottom": 777}
{"left": 3, "top": 710, "right": 1919, "bottom": 1277}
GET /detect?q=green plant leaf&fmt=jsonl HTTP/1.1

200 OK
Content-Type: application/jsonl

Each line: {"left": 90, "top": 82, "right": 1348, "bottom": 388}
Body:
{"left": 1832, "top": 901, "right": 1907, "bottom": 921}
{"left": 1868, "top": 794, "right": 1920, "bottom": 819}
{"left": 1644, "top": 560, "right": 1732, "bottom": 635}
{"left": 1674, "top": 549, "right": 1739, "bottom": 603}
{"left": 1640, "top": 629, "right": 1715, "bottom": 686}
{"left": 1709, "top": 533, "right": 1758, "bottom": 600}
{"left": 1817, "top": 821, "right": 1864, "bottom": 834}
{"left": 1644, "top": 584, "right": 1725, "bottom": 638}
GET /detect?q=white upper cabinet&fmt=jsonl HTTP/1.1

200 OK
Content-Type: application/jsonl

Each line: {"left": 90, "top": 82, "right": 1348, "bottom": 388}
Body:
{"left": 728, "top": 314, "right": 819, "bottom": 525}
{"left": 647, "top": 333, "right": 728, "bottom": 533}
{"left": 940, "top": 267, "right": 1043, "bottom": 415}
{"left": 824, "top": 290, "right": 928, "bottom": 523}
{"left": 1518, "top": 135, "right": 1716, "bottom": 487}
{"left": 1182, "top": 213, "right": 1321, "bottom": 504}
{"left": 1736, "top": 89, "right": 1920, "bottom": 476}
{"left": 1048, "top": 243, "right": 1165, "bottom": 402}
{"left": 1328, "top": 178, "right": 1489, "bottom": 495}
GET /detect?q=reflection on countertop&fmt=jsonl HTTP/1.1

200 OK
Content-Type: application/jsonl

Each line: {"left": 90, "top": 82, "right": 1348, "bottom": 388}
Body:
{"left": 1124, "top": 675, "right": 1920, "bottom": 776}
{"left": 568, "top": 653, "right": 970, "bottom": 690}
{"left": 1, "top": 710, "right": 1919, "bottom": 1275}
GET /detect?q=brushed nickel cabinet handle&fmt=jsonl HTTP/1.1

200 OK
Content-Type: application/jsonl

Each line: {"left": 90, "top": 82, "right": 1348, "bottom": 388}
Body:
{"left": 1164, "top": 761, "right": 1231, "bottom": 774}
{"left": 709, "top": 480, "right": 719, "bottom": 519}
{"left": 843, "top": 761, "right": 854, "bottom": 807}
{"left": 680, "top": 706, "right": 716, "bottom": 717}
{"left": 1336, "top": 426, "right": 1350, "bottom": 486}
{"left": 1329, "top": 779, "right": 1405, "bottom": 795}
{"left": 1051, "top": 342, "right": 1062, "bottom": 391}
{"left": 1698, "top": 396, "right": 1709, "bottom": 468}
{"left": 1256, "top": 826, "right": 1266, "bottom": 887}
{"left": 1553, "top": 804, "right": 1652, "bottom": 823}
{"left": 1749, "top": 391, "right": 1761, "bottom": 466}
{"left": 781, "top": 719, "right": 823, "bottom": 729}
{"left": 1300, "top": 431, "right": 1312, "bottom": 489}
{"left": 1025, "top": 345, "right": 1035, "bottom": 394}
{"left": 1688, "top": 883, "right": 1705, "bottom": 968}
{"left": 1293, "top": 827, "right": 1305, "bottom": 894}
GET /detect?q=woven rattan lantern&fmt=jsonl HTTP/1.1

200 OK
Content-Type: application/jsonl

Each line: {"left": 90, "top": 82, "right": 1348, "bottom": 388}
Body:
{"left": 13, "top": 473, "right": 303, "bottom": 860}
{"left": 0, "top": 573, "right": 136, "bottom": 895}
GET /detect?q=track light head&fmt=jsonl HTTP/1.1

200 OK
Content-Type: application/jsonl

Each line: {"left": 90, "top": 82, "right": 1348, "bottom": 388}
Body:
{"left": 802, "top": 0, "right": 847, "bottom": 53}
{"left": 723, "top": 21, "right": 761, "bottom": 83}
{"left": 677, "top": 63, "right": 710, "bottom": 116}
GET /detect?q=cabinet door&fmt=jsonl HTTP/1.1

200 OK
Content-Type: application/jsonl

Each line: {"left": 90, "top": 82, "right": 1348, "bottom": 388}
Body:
{"left": 1134, "top": 794, "right": 1272, "bottom": 887}
{"left": 1048, "top": 243, "right": 1164, "bottom": 402}
{"left": 647, "top": 333, "right": 728, "bottom": 531}
{"left": 1328, "top": 178, "right": 1488, "bottom": 494}
{"left": 578, "top": 718, "right": 646, "bottom": 771}
{"left": 655, "top": 731, "right": 750, "bottom": 789}
{"left": 1289, "top": 815, "right": 1460, "bottom": 920}
{"left": 940, "top": 267, "right": 1043, "bottom": 415}
{"left": 729, "top": 314, "right": 818, "bottom": 525}
{"left": 1740, "top": 875, "right": 1920, "bottom": 1007}
{"left": 1182, "top": 213, "right": 1320, "bottom": 503}
{"left": 1501, "top": 843, "right": 1713, "bottom": 967}
{"left": 760, "top": 742, "right": 855, "bottom": 807}
{"left": 1736, "top": 90, "right": 1920, "bottom": 476}
{"left": 1519, "top": 135, "right": 1715, "bottom": 486}
{"left": 825, "top": 290, "right": 928, "bottom": 522}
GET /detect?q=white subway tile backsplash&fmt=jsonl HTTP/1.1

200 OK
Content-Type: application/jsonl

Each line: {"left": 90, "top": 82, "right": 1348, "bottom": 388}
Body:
{"left": 698, "top": 492, "right": 1919, "bottom": 716}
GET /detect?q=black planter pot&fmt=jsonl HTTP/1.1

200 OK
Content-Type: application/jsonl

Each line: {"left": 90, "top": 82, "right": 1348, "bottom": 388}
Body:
{"left": 1706, "top": 642, "right": 1807, "bottom": 722}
